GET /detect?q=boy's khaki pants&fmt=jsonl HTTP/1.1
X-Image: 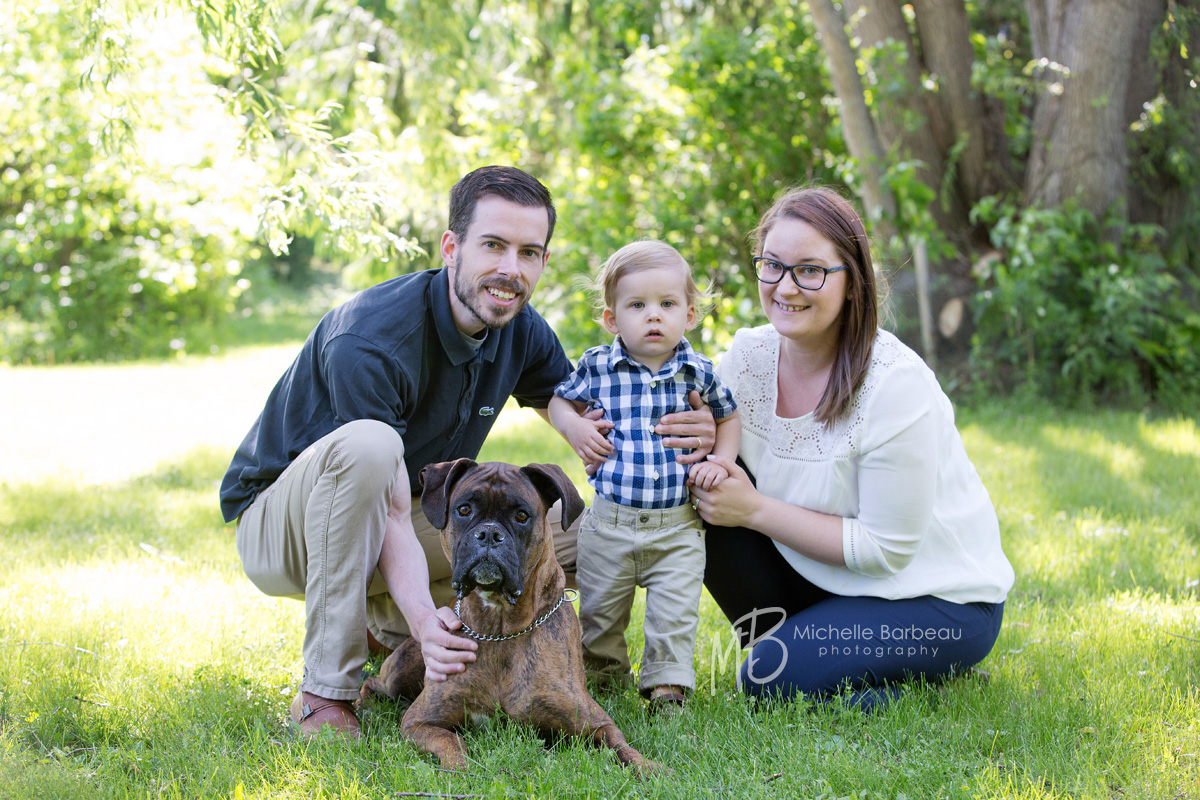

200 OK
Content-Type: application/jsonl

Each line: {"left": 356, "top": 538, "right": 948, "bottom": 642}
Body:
{"left": 578, "top": 494, "right": 705, "bottom": 696}
{"left": 234, "top": 420, "right": 577, "bottom": 701}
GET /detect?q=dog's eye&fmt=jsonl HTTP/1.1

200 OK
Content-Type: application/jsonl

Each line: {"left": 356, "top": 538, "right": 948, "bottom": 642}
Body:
{"left": 514, "top": 510, "right": 530, "bottom": 523}
{"left": 457, "top": 504, "right": 471, "bottom": 517}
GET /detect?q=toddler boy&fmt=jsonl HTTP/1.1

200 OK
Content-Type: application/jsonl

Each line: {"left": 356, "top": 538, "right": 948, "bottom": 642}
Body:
{"left": 549, "top": 240, "right": 740, "bottom": 713}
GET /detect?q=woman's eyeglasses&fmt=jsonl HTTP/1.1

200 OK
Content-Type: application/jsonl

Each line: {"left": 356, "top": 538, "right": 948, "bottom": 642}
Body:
{"left": 752, "top": 257, "right": 847, "bottom": 290}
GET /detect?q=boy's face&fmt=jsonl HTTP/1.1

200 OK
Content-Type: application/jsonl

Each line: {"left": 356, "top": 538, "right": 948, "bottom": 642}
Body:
{"left": 602, "top": 265, "right": 697, "bottom": 371}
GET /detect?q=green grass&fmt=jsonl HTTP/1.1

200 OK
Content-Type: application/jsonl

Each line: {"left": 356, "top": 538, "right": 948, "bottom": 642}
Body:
{"left": 2, "top": 382, "right": 1198, "bottom": 797}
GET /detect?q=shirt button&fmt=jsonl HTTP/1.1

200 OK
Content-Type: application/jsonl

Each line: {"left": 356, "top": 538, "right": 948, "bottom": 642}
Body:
{"left": 638, "top": 513, "right": 649, "bottom": 524}
{"left": 652, "top": 470, "right": 660, "bottom": 480}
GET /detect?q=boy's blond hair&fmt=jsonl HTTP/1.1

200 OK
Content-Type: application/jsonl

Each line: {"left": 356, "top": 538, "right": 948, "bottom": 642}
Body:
{"left": 593, "top": 240, "right": 713, "bottom": 319}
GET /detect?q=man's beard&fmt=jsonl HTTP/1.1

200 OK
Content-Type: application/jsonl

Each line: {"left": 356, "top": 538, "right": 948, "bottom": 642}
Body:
{"left": 452, "top": 253, "right": 529, "bottom": 331}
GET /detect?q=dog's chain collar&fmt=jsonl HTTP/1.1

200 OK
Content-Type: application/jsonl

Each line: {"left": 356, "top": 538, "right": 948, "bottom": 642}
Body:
{"left": 454, "top": 588, "right": 578, "bottom": 643}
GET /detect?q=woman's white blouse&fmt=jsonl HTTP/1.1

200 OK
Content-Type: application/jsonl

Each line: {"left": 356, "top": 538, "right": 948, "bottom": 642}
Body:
{"left": 716, "top": 325, "right": 1014, "bottom": 604}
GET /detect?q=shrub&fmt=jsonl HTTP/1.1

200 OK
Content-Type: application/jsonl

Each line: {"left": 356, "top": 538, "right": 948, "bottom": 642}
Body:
{"left": 969, "top": 198, "right": 1200, "bottom": 408}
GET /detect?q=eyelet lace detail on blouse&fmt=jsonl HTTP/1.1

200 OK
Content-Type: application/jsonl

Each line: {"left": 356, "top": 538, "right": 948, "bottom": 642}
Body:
{"left": 725, "top": 326, "right": 918, "bottom": 462}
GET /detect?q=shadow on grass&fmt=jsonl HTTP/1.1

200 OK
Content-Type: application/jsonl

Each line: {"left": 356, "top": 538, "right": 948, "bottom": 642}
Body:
{"left": 211, "top": 307, "right": 323, "bottom": 351}
{"left": 966, "top": 406, "right": 1198, "bottom": 520}
{"left": 129, "top": 447, "right": 233, "bottom": 492}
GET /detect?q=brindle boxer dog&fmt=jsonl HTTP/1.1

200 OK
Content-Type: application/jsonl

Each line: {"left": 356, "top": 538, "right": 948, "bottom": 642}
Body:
{"left": 360, "top": 458, "right": 658, "bottom": 776}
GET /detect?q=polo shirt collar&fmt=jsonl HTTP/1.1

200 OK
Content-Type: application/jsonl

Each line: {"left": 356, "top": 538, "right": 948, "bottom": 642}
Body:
{"left": 431, "top": 269, "right": 501, "bottom": 365}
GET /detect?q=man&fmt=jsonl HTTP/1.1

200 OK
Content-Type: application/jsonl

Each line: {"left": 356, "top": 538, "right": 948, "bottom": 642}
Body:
{"left": 220, "top": 166, "right": 714, "bottom": 739}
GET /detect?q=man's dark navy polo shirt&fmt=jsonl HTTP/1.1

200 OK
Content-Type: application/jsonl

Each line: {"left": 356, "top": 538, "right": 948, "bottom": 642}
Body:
{"left": 219, "top": 268, "right": 571, "bottom": 523}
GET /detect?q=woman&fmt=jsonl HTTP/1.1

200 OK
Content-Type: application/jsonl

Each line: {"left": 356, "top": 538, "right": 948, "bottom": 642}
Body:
{"left": 691, "top": 187, "right": 1013, "bottom": 710}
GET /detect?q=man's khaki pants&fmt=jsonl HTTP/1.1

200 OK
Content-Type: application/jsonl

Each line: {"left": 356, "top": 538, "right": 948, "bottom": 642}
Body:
{"left": 235, "top": 420, "right": 578, "bottom": 701}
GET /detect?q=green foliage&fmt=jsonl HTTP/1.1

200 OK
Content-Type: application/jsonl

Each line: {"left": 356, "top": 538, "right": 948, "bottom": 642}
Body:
{"left": 529, "top": 3, "right": 843, "bottom": 359}
{"left": 968, "top": 198, "right": 1200, "bottom": 407}
{"left": 881, "top": 158, "right": 954, "bottom": 261}
{"left": 0, "top": 6, "right": 260, "bottom": 363}
{"left": 968, "top": 27, "right": 1035, "bottom": 163}
{"left": 227, "top": 1, "right": 844, "bottom": 360}
{"left": 1131, "top": 3, "right": 1200, "bottom": 268}
{"left": 192, "top": 0, "right": 424, "bottom": 265}
{"left": 965, "top": 0, "right": 1035, "bottom": 158}
{"left": 0, "top": 1, "right": 430, "bottom": 365}
{"left": 8, "top": 0, "right": 1199, "bottom": 419}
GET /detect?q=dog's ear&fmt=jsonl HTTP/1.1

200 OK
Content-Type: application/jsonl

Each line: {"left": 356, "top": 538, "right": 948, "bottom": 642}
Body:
{"left": 522, "top": 463, "right": 585, "bottom": 532}
{"left": 419, "top": 458, "right": 478, "bottom": 530}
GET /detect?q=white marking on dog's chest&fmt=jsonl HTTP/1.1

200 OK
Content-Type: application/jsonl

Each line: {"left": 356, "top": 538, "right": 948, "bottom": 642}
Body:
{"left": 465, "top": 710, "right": 493, "bottom": 728}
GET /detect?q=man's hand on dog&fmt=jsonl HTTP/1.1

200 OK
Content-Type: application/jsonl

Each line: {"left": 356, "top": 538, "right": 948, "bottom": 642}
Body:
{"left": 416, "top": 606, "right": 477, "bottom": 681}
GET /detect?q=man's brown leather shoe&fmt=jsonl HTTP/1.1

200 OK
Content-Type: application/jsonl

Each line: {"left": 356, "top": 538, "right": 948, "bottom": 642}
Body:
{"left": 289, "top": 691, "right": 361, "bottom": 740}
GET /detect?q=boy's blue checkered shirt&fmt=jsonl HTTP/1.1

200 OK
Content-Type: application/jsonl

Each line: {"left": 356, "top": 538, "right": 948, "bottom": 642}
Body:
{"left": 555, "top": 336, "right": 737, "bottom": 509}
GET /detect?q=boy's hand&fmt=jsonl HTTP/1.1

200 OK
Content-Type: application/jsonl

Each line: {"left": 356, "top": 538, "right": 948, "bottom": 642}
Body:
{"left": 580, "top": 407, "right": 612, "bottom": 476}
{"left": 688, "top": 458, "right": 730, "bottom": 490}
{"left": 582, "top": 404, "right": 615, "bottom": 437}
{"left": 563, "top": 414, "right": 614, "bottom": 467}
{"left": 547, "top": 397, "right": 614, "bottom": 470}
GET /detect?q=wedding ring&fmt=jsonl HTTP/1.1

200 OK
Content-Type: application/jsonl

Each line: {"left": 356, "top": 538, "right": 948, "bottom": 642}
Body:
{"left": 694, "top": 436, "right": 702, "bottom": 449}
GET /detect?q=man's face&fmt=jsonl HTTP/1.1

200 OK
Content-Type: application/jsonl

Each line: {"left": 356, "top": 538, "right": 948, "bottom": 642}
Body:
{"left": 442, "top": 195, "right": 551, "bottom": 335}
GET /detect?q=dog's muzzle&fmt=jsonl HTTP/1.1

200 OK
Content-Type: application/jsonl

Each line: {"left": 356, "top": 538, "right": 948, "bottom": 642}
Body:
{"left": 451, "top": 522, "right": 525, "bottom": 604}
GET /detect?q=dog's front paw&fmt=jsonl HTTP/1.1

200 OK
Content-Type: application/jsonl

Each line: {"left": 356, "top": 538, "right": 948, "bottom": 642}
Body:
{"left": 613, "top": 744, "right": 668, "bottom": 779}
{"left": 358, "top": 676, "right": 385, "bottom": 704}
{"left": 631, "top": 758, "right": 669, "bottom": 779}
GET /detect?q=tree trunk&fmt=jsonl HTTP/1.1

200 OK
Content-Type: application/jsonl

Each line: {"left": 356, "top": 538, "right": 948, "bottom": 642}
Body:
{"left": 807, "top": 0, "right": 896, "bottom": 231}
{"left": 842, "top": 0, "right": 972, "bottom": 240}
{"left": 1024, "top": 0, "right": 1144, "bottom": 218}
{"left": 1125, "top": 0, "right": 1198, "bottom": 243}
{"left": 911, "top": 0, "right": 993, "bottom": 203}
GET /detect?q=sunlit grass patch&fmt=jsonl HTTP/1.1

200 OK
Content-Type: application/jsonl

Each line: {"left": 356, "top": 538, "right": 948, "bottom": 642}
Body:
{"left": 1136, "top": 415, "right": 1200, "bottom": 456}
{"left": 0, "top": 556, "right": 304, "bottom": 741}
{"left": 962, "top": 406, "right": 1200, "bottom": 605}
{"left": 1, "top": 479, "right": 231, "bottom": 569}
{"left": 980, "top": 588, "right": 1200, "bottom": 798}
{"left": 0, "top": 345, "right": 301, "bottom": 486}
